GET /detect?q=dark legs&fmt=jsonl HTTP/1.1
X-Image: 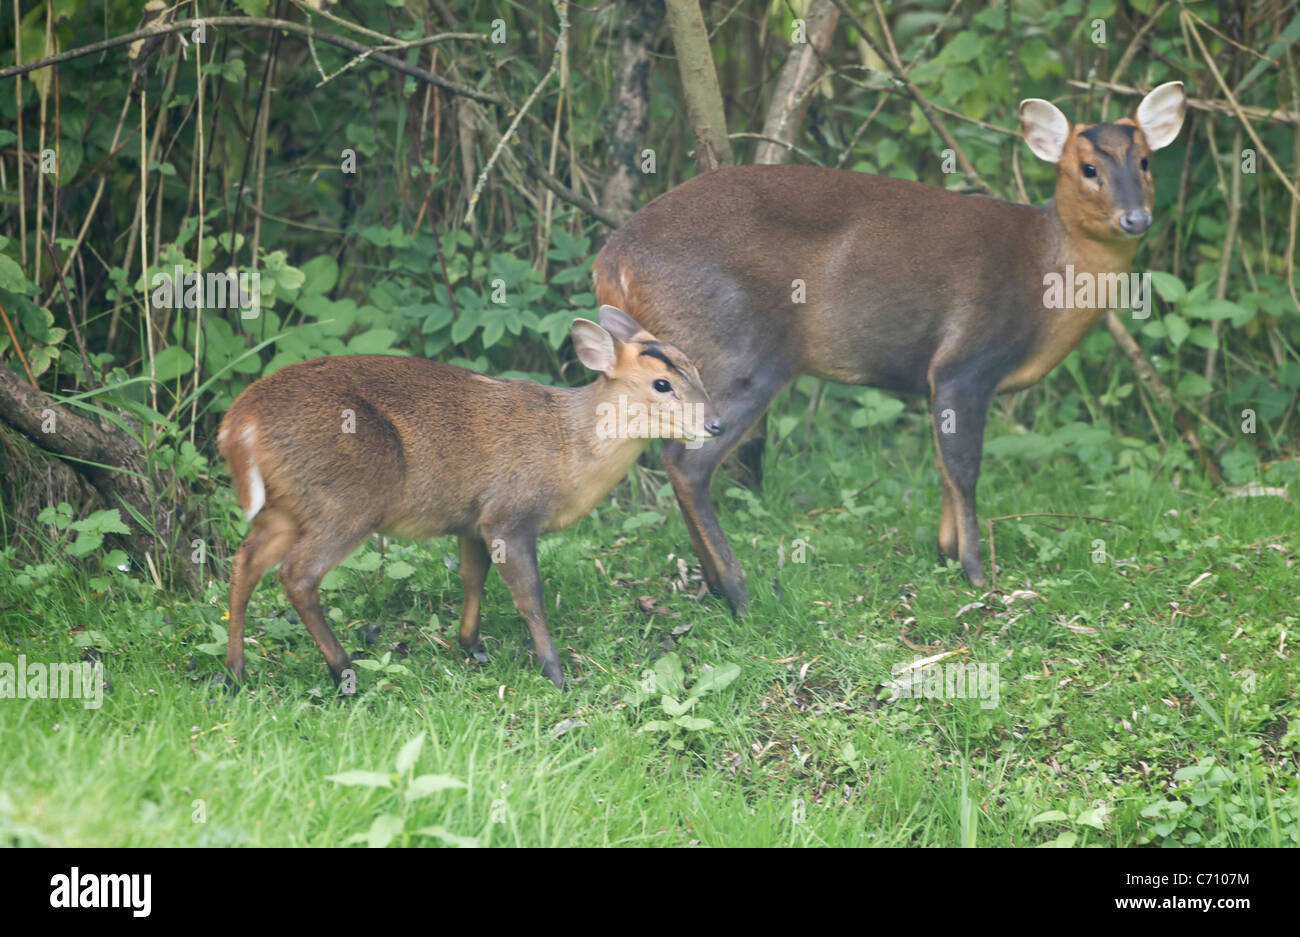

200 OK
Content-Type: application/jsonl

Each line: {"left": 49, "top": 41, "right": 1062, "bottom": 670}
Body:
{"left": 456, "top": 535, "right": 491, "bottom": 662}
{"left": 662, "top": 372, "right": 792, "bottom": 616}
{"left": 277, "top": 526, "right": 373, "bottom": 683}
{"left": 487, "top": 533, "right": 563, "bottom": 687}
{"left": 929, "top": 376, "right": 994, "bottom": 585}
{"left": 226, "top": 508, "right": 296, "bottom": 681}
{"left": 731, "top": 421, "right": 767, "bottom": 488}
{"left": 227, "top": 511, "right": 371, "bottom": 685}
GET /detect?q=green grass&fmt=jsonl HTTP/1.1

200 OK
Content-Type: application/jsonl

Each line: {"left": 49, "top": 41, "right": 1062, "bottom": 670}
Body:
{"left": 2, "top": 396, "right": 1297, "bottom": 847}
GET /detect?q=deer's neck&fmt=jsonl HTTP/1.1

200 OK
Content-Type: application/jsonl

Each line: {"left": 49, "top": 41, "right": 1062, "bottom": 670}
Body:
{"left": 543, "top": 382, "right": 652, "bottom": 532}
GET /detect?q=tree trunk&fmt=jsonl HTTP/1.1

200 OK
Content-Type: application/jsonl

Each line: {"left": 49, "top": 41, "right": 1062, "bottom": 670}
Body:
{"left": 600, "top": 0, "right": 660, "bottom": 222}
{"left": 0, "top": 366, "right": 201, "bottom": 592}
{"left": 663, "top": 0, "right": 732, "bottom": 171}
{"left": 753, "top": 0, "right": 838, "bottom": 165}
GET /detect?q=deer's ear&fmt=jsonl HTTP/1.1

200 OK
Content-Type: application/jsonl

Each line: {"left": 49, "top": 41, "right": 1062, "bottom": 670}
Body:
{"left": 1135, "top": 81, "right": 1186, "bottom": 150}
{"left": 1019, "top": 98, "right": 1071, "bottom": 163}
{"left": 598, "top": 304, "right": 655, "bottom": 343}
{"left": 571, "top": 318, "right": 617, "bottom": 374}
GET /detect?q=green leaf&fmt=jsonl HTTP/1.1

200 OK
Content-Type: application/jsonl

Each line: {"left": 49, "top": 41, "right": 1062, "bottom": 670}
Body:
{"left": 941, "top": 66, "right": 981, "bottom": 103}
{"left": 1076, "top": 806, "right": 1107, "bottom": 830}
{"left": 1139, "top": 799, "right": 1187, "bottom": 818}
{"left": 384, "top": 560, "right": 416, "bottom": 580}
{"left": 406, "top": 775, "right": 467, "bottom": 800}
{"left": 419, "top": 303, "right": 453, "bottom": 335}
{"left": 0, "top": 253, "right": 35, "bottom": 293}
{"left": 395, "top": 732, "right": 425, "bottom": 774}
{"left": 272, "top": 263, "right": 306, "bottom": 292}
{"left": 938, "top": 31, "right": 982, "bottom": 64}
{"left": 451, "top": 312, "right": 479, "bottom": 345}
{"left": 1187, "top": 325, "right": 1218, "bottom": 349}
{"left": 299, "top": 254, "right": 339, "bottom": 296}
{"left": 341, "top": 549, "right": 382, "bottom": 572}
{"left": 1017, "top": 39, "right": 1052, "bottom": 81}
{"left": 74, "top": 508, "right": 130, "bottom": 536}
{"left": 1173, "top": 758, "right": 1214, "bottom": 782}
{"left": 1162, "top": 312, "right": 1189, "bottom": 348}
{"left": 326, "top": 771, "right": 394, "bottom": 788}
{"left": 549, "top": 264, "right": 591, "bottom": 285}
{"left": 65, "top": 529, "right": 104, "bottom": 557}
{"left": 347, "top": 328, "right": 398, "bottom": 354}
{"left": 653, "top": 652, "right": 686, "bottom": 696}
{"left": 415, "top": 826, "right": 479, "bottom": 848}
{"left": 1038, "top": 831, "right": 1078, "bottom": 848}
{"left": 661, "top": 695, "right": 690, "bottom": 717}
{"left": 1148, "top": 271, "right": 1186, "bottom": 304}
{"left": 367, "top": 813, "right": 403, "bottom": 849}
{"left": 676, "top": 716, "right": 715, "bottom": 731}
{"left": 151, "top": 345, "right": 195, "bottom": 382}
{"left": 1175, "top": 373, "right": 1212, "bottom": 397}
{"left": 1186, "top": 298, "right": 1252, "bottom": 327}
{"left": 688, "top": 662, "right": 740, "bottom": 698}
{"left": 1029, "top": 810, "right": 1072, "bottom": 825}
{"left": 1237, "top": 11, "right": 1300, "bottom": 93}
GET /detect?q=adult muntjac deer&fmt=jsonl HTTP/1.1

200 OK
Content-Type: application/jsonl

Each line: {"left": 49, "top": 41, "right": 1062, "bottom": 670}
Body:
{"left": 218, "top": 305, "right": 721, "bottom": 688}
{"left": 594, "top": 83, "right": 1186, "bottom": 615}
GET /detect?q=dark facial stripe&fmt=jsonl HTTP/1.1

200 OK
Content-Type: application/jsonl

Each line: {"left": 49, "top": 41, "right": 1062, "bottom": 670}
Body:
{"left": 639, "top": 343, "right": 685, "bottom": 376}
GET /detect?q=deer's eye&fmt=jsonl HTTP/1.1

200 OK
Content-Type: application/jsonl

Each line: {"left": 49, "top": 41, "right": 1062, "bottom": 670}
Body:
{"left": 1081, "top": 163, "right": 1098, "bottom": 179}
{"left": 1141, "top": 157, "right": 1149, "bottom": 172}
{"left": 653, "top": 378, "right": 672, "bottom": 394}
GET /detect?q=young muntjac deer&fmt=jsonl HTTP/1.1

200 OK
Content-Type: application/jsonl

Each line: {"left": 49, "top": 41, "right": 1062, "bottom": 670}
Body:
{"left": 594, "top": 83, "right": 1187, "bottom": 614}
{"left": 218, "top": 306, "right": 721, "bottom": 688}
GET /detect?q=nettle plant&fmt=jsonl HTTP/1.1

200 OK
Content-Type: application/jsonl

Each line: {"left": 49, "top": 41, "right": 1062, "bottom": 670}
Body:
{"left": 325, "top": 732, "right": 476, "bottom": 848}
{"left": 623, "top": 652, "right": 741, "bottom": 750}
{"left": 4, "top": 505, "right": 136, "bottom": 598}
{"left": 0, "top": 236, "right": 66, "bottom": 376}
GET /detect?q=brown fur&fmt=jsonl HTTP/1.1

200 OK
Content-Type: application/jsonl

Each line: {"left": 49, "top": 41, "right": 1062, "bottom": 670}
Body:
{"left": 218, "top": 312, "right": 718, "bottom": 688}
{"left": 594, "top": 89, "right": 1184, "bottom": 613}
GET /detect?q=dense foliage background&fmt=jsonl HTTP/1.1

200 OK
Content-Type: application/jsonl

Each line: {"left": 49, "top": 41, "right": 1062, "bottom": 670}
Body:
{"left": 1, "top": 1, "right": 1297, "bottom": 582}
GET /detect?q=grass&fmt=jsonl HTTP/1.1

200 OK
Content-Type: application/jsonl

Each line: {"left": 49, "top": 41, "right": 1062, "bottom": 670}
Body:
{"left": 1, "top": 389, "right": 1297, "bottom": 847}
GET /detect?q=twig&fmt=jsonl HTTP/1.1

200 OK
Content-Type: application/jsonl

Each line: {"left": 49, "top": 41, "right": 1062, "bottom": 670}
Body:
{"left": 0, "top": 16, "right": 501, "bottom": 106}
{"left": 139, "top": 87, "right": 155, "bottom": 413}
{"left": 1104, "top": 310, "right": 1172, "bottom": 404}
{"left": 728, "top": 131, "right": 825, "bottom": 165}
{"left": 0, "top": 297, "right": 37, "bottom": 385}
{"left": 465, "top": 3, "right": 569, "bottom": 225}
{"left": 1181, "top": 10, "right": 1300, "bottom": 205}
{"left": 1067, "top": 77, "right": 1300, "bottom": 127}
{"left": 190, "top": 0, "right": 205, "bottom": 447}
{"left": 1100, "top": 2, "right": 1170, "bottom": 119}
{"left": 40, "top": 232, "right": 94, "bottom": 389}
{"left": 829, "top": 0, "right": 992, "bottom": 194}
{"left": 1202, "top": 125, "right": 1243, "bottom": 396}
{"left": 520, "top": 149, "right": 622, "bottom": 228}
{"left": 39, "top": 93, "right": 134, "bottom": 309}
{"left": 12, "top": 0, "right": 26, "bottom": 267}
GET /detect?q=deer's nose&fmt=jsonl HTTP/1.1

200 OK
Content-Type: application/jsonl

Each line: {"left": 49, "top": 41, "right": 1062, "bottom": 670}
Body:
{"left": 1119, "top": 209, "right": 1152, "bottom": 234}
{"left": 704, "top": 418, "right": 725, "bottom": 437}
